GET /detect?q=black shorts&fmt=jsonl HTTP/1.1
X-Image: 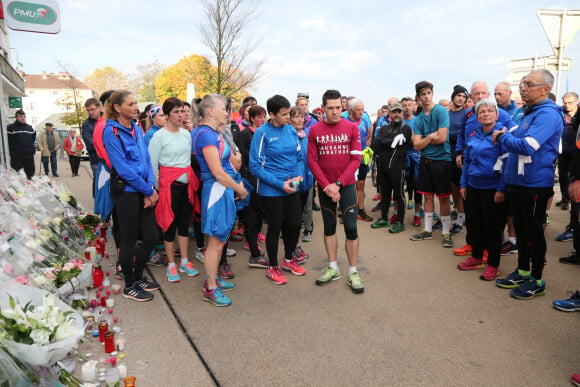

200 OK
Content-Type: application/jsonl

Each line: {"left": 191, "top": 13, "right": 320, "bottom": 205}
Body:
{"left": 451, "top": 158, "right": 462, "bottom": 186}
{"left": 357, "top": 163, "right": 368, "bottom": 181}
{"left": 417, "top": 157, "right": 451, "bottom": 197}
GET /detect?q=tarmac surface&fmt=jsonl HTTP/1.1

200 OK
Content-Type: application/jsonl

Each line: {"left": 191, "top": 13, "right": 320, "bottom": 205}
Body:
{"left": 41, "top": 154, "right": 579, "bottom": 386}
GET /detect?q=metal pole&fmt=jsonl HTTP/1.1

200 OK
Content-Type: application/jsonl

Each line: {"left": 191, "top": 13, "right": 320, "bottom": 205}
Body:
{"left": 556, "top": 11, "right": 566, "bottom": 102}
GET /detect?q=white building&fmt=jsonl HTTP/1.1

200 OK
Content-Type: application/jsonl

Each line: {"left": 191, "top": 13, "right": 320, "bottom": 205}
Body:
{"left": 22, "top": 71, "right": 94, "bottom": 129}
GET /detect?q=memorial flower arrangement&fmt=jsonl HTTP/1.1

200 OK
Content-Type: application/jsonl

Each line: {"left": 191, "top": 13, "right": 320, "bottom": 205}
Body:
{"left": 76, "top": 213, "right": 103, "bottom": 241}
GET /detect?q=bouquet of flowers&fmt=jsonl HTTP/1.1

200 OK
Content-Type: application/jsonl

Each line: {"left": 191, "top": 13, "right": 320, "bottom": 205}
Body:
{"left": 0, "top": 282, "right": 83, "bottom": 367}
{"left": 76, "top": 213, "right": 103, "bottom": 241}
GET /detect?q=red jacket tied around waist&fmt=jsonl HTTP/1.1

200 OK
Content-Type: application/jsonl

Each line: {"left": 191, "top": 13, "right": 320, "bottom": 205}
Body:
{"left": 155, "top": 166, "right": 200, "bottom": 232}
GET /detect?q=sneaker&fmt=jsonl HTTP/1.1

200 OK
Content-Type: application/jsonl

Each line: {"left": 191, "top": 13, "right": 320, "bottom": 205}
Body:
{"left": 215, "top": 277, "right": 236, "bottom": 292}
{"left": 433, "top": 213, "right": 440, "bottom": 220}
{"left": 371, "top": 218, "right": 390, "bottom": 229}
{"left": 114, "top": 265, "right": 124, "bottom": 281}
{"left": 559, "top": 255, "right": 580, "bottom": 265}
{"left": 480, "top": 265, "right": 500, "bottom": 281}
{"left": 432, "top": 220, "right": 442, "bottom": 230}
{"left": 495, "top": 268, "right": 525, "bottom": 289}
{"left": 148, "top": 250, "right": 168, "bottom": 266}
{"left": 348, "top": 272, "right": 365, "bottom": 294}
{"left": 248, "top": 253, "right": 269, "bottom": 268}
{"left": 556, "top": 226, "right": 574, "bottom": 242}
{"left": 413, "top": 215, "right": 421, "bottom": 227}
{"left": 226, "top": 248, "right": 237, "bottom": 257}
{"left": 135, "top": 276, "right": 160, "bottom": 292}
{"left": 195, "top": 247, "right": 205, "bottom": 263}
{"left": 293, "top": 245, "right": 310, "bottom": 264}
{"left": 188, "top": 228, "right": 195, "bottom": 238}
{"left": 572, "top": 374, "right": 580, "bottom": 387}
{"left": 167, "top": 266, "right": 181, "bottom": 283}
{"left": 389, "top": 213, "right": 398, "bottom": 225}
{"left": 454, "top": 244, "right": 472, "bottom": 256}
{"left": 500, "top": 241, "right": 518, "bottom": 256}
{"left": 281, "top": 259, "right": 307, "bottom": 275}
{"left": 315, "top": 267, "right": 341, "bottom": 286}
{"left": 372, "top": 193, "right": 381, "bottom": 201}
{"left": 410, "top": 230, "right": 433, "bottom": 241}
{"left": 123, "top": 285, "right": 153, "bottom": 302}
{"left": 357, "top": 210, "right": 373, "bottom": 222}
{"left": 552, "top": 291, "right": 580, "bottom": 312}
{"left": 450, "top": 223, "right": 463, "bottom": 236}
{"left": 302, "top": 230, "right": 312, "bottom": 242}
{"left": 218, "top": 263, "right": 234, "bottom": 279}
{"left": 229, "top": 233, "right": 242, "bottom": 242}
{"left": 202, "top": 286, "right": 232, "bottom": 307}
{"left": 458, "top": 256, "right": 484, "bottom": 270}
{"left": 450, "top": 210, "right": 458, "bottom": 220}
{"left": 419, "top": 208, "right": 424, "bottom": 218}
{"left": 266, "top": 266, "right": 287, "bottom": 285}
{"left": 371, "top": 202, "right": 381, "bottom": 212}
{"left": 179, "top": 261, "right": 200, "bottom": 277}
{"left": 389, "top": 221, "right": 405, "bottom": 234}
{"left": 510, "top": 277, "right": 545, "bottom": 300}
{"left": 407, "top": 200, "right": 414, "bottom": 209}
{"left": 258, "top": 232, "right": 266, "bottom": 243}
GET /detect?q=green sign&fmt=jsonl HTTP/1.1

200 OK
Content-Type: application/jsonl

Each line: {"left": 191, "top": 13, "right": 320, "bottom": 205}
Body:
{"left": 7, "top": 1, "right": 57, "bottom": 25}
{"left": 8, "top": 97, "right": 22, "bottom": 108}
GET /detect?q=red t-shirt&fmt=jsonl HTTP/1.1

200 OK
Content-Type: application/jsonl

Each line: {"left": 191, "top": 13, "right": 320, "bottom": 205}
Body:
{"left": 93, "top": 116, "right": 111, "bottom": 168}
{"left": 307, "top": 118, "right": 362, "bottom": 189}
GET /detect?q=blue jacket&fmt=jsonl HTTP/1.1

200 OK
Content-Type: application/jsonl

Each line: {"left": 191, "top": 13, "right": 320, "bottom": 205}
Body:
{"left": 500, "top": 100, "right": 524, "bottom": 126}
{"left": 249, "top": 121, "right": 302, "bottom": 197}
{"left": 499, "top": 100, "right": 563, "bottom": 188}
{"left": 460, "top": 122, "right": 506, "bottom": 192}
{"left": 297, "top": 133, "right": 313, "bottom": 193}
{"left": 456, "top": 107, "right": 517, "bottom": 154}
{"left": 102, "top": 119, "right": 155, "bottom": 196}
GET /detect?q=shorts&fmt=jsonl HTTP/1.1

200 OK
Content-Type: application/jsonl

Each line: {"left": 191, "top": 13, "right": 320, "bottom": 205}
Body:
{"left": 357, "top": 163, "right": 368, "bottom": 181}
{"left": 417, "top": 157, "right": 451, "bottom": 197}
{"left": 451, "top": 158, "right": 462, "bottom": 186}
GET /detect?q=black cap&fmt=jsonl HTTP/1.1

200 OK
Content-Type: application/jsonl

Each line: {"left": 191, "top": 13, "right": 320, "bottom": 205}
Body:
{"left": 451, "top": 85, "right": 469, "bottom": 101}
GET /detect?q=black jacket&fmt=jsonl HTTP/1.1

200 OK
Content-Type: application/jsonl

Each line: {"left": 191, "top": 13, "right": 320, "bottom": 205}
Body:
{"left": 371, "top": 120, "right": 412, "bottom": 170}
{"left": 7, "top": 121, "right": 36, "bottom": 155}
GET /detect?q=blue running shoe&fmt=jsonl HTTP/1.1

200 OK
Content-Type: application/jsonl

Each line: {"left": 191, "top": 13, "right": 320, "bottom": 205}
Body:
{"left": 179, "top": 261, "right": 200, "bottom": 277}
{"left": 553, "top": 291, "right": 580, "bottom": 312}
{"left": 216, "top": 277, "right": 236, "bottom": 292}
{"left": 495, "top": 268, "right": 525, "bottom": 289}
{"left": 510, "top": 277, "right": 545, "bottom": 300}
{"left": 556, "top": 226, "right": 574, "bottom": 242}
{"left": 203, "top": 286, "right": 232, "bottom": 307}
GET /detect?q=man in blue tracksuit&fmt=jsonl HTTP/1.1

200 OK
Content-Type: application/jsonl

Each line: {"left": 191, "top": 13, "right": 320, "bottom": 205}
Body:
{"left": 493, "top": 69, "right": 563, "bottom": 300}
{"left": 494, "top": 82, "right": 524, "bottom": 125}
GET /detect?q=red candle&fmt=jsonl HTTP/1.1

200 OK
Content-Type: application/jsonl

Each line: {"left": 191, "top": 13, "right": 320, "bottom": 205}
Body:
{"left": 104, "top": 331, "right": 115, "bottom": 353}
{"left": 98, "top": 320, "right": 108, "bottom": 343}
{"left": 100, "top": 296, "right": 107, "bottom": 307}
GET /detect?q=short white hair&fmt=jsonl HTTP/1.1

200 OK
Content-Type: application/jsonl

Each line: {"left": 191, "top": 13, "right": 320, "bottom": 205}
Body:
{"left": 348, "top": 98, "right": 363, "bottom": 110}
{"left": 475, "top": 98, "right": 498, "bottom": 116}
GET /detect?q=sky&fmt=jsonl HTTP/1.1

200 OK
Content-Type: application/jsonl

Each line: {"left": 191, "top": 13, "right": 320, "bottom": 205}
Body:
{"left": 8, "top": 0, "right": 580, "bottom": 111}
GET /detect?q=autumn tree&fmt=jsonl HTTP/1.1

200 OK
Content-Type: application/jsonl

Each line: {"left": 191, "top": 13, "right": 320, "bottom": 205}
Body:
{"left": 57, "top": 62, "right": 88, "bottom": 130}
{"left": 155, "top": 55, "right": 214, "bottom": 101}
{"left": 84, "top": 66, "right": 128, "bottom": 96}
{"left": 200, "top": 0, "right": 264, "bottom": 95}
{"left": 132, "top": 61, "right": 164, "bottom": 103}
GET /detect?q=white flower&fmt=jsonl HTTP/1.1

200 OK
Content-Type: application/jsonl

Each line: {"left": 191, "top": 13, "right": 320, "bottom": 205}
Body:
{"left": 30, "top": 328, "right": 50, "bottom": 345}
{"left": 53, "top": 318, "right": 74, "bottom": 341}
{"left": 25, "top": 240, "right": 38, "bottom": 250}
{"left": 52, "top": 217, "right": 63, "bottom": 226}
{"left": 34, "top": 275, "right": 48, "bottom": 287}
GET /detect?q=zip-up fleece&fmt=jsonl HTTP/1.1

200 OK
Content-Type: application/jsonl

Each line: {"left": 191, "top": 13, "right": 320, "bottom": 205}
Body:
{"left": 370, "top": 120, "right": 412, "bottom": 170}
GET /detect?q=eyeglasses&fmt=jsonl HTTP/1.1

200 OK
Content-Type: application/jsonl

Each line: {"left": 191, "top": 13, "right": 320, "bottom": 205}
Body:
{"left": 519, "top": 82, "right": 546, "bottom": 89}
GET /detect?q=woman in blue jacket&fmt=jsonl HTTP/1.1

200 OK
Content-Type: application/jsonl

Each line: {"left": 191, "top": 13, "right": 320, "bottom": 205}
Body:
{"left": 457, "top": 99, "right": 507, "bottom": 281}
{"left": 249, "top": 95, "right": 306, "bottom": 285}
{"left": 103, "top": 90, "right": 160, "bottom": 302}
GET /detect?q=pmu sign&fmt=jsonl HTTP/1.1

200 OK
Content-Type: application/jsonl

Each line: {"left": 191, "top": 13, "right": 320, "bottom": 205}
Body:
{"left": 3, "top": 0, "right": 61, "bottom": 34}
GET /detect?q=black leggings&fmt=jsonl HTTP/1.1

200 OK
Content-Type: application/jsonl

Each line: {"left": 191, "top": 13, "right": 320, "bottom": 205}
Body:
{"left": 318, "top": 184, "right": 358, "bottom": 240}
{"left": 112, "top": 191, "right": 159, "bottom": 287}
{"left": 510, "top": 186, "right": 553, "bottom": 279}
{"left": 260, "top": 193, "right": 301, "bottom": 266}
{"left": 69, "top": 155, "right": 81, "bottom": 175}
{"left": 163, "top": 182, "right": 193, "bottom": 242}
{"left": 465, "top": 187, "right": 504, "bottom": 267}
{"left": 239, "top": 192, "right": 263, "bottom": 257}
{"left": 378, "top": 168, "right": 406, "bottom": 222}
{"left": 193, "top": 180, "right": 205, "bottom": 249}
{"left": 558, "top": 153, "right": 573, "bottom": 202}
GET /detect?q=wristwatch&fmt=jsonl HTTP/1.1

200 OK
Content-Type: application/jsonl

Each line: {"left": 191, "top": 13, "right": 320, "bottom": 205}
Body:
{"left": 335, "top": 180, "right": 342, "bottom": 187}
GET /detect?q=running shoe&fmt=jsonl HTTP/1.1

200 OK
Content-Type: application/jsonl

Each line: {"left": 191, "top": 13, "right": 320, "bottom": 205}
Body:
{"left": 188, "top": 227, "right": 195, "bottom": 238}
{"left": 559, "top": 255, "right": 580, "bottom": 265}
{"left": 266, "top": 266, "right": 287, "bottom": 285}
{"left": 179, "top": 261, "right": 200, "bottom": 277}
{"left": 371, "top": 218, "right": 390, "bottom": 229}
{"left": 114, "top": 265, "right": 124, "bottom": 281}
{"left": 510, "top": 277, "right": 545, "bottom": 300}
{"left": 302, "top": 230, "right": 312, "bottom": 242}
{"left": 203, "top": 286, "right": 232, "bottom": 307}
{"left": 495, "top": 268, "right": 525, "bottom": 289}
{"left": 419, "top": 208, "right": 424, "bottom": 218}
{"left": 258, "top": 232, "right": 266, "bottom": 243}
{"left": 500, "top": 241, "right": 518, "bottom": 256}
{"left": 389, "top": 221, "right": 405, "bottom": 234}
{"left": 215, "top": 277, "right": 236, "bottom": 292}
{"left": 148, "top": 250, "right": 168, "bottom": 266}
{"left": 552, "top": 291, "right": 580, "bottom": 312}
{"left": 433, "top": 213, "right": 440, "bottom": 220}
{"left": 413, "top": 215, "right": 421, "bottom": 227}
{"left": 458, "top": 256, "right": 484, "bottom": 271}
{"left": 357, "top": 210, "right": 373, "bottom": 222}
{"left": 229, "top": 233, "right": 243, "bottom": 242}
{"left": 281, "top": 259, "right": 306, "bottom": 275}
{"left": 135, "top": 276, "right": 160, "bottom": 292}
{"left": 293, "top": 245, "right": 310, "bottom": 264}
{"left": 454, "top": 244, "right": 472, "bottom": 256}
{"left": 442, "top": 233, "right": 453, "bottom": 248}
{"left": 226, "top": 248, "right": 237, "bottom": 257}
{"left": 410, "top": 230, "right": 433, "bottom": 241}
{"left": 407, "top": 200, "right": 414, "bottom": 209}
{"left": 218, "top": 263, "right": 234, "bottom": 279}
{"left": 389, "top": 213, "right": 398, "bottom": 225}
{"left": 195, "top": 247, "right": 205, "bottom": 263}
{"left": 371, "top": 202, "right": 381, "bottom": 212}
{"left": 123, "top": 285, "right": 153, "bottom": 302}
{"left": 167, "top": 266, "right": 181, "bottom": 283}
{"left": 556, "top": 226, "right": 574, "bottom": 242}
{"left": 248, "top": 253, "right": 269, "bottom": 268}
{"left": 315, "top": 267, "right": 341, "bottom": 286}
{"left": 480, "top": 265, "right": 500, "bottom": 281}
{"left": 347, "top": 272, "right": 365, "bottom": 294}
{"left": 372, "top": 193, "right": 381, "bottom": 201}
{"left": 432, "top": 220, "right": 442, "bottom": 231}
{"left": 450, "top": 210, "right": 457, "bottom": 220}
{"left": 450, "top": 223, "right": 463, "bottom": 236}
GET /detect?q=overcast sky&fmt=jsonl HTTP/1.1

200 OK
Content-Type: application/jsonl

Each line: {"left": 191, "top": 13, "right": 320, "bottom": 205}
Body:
{"left": 8, "top": 0, "right": 580, "bottom": 110}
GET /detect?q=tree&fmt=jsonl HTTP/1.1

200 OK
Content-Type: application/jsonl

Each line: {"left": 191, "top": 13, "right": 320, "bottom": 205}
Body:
{"left": 84, "top": 66, "right": 128, "bottom": 96}
{"left": 155, "top": 55, "right": 214, "bottom": 101}
{"left": 134, "top": 61, "right": 164, "bottom": 103}
{"left": 200, "top": 0, "right": 264, "bottom": 95}
{"left": 57, "top": 62, "right": 88, "bottom": 131}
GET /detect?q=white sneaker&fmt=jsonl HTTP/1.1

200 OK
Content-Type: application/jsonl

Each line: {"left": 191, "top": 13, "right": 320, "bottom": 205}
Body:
{"left": 195, "top": 248, "right": 205, "bottom": 263}
{"left": 226, "top": 248, "right": 236, "bottom": 257}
